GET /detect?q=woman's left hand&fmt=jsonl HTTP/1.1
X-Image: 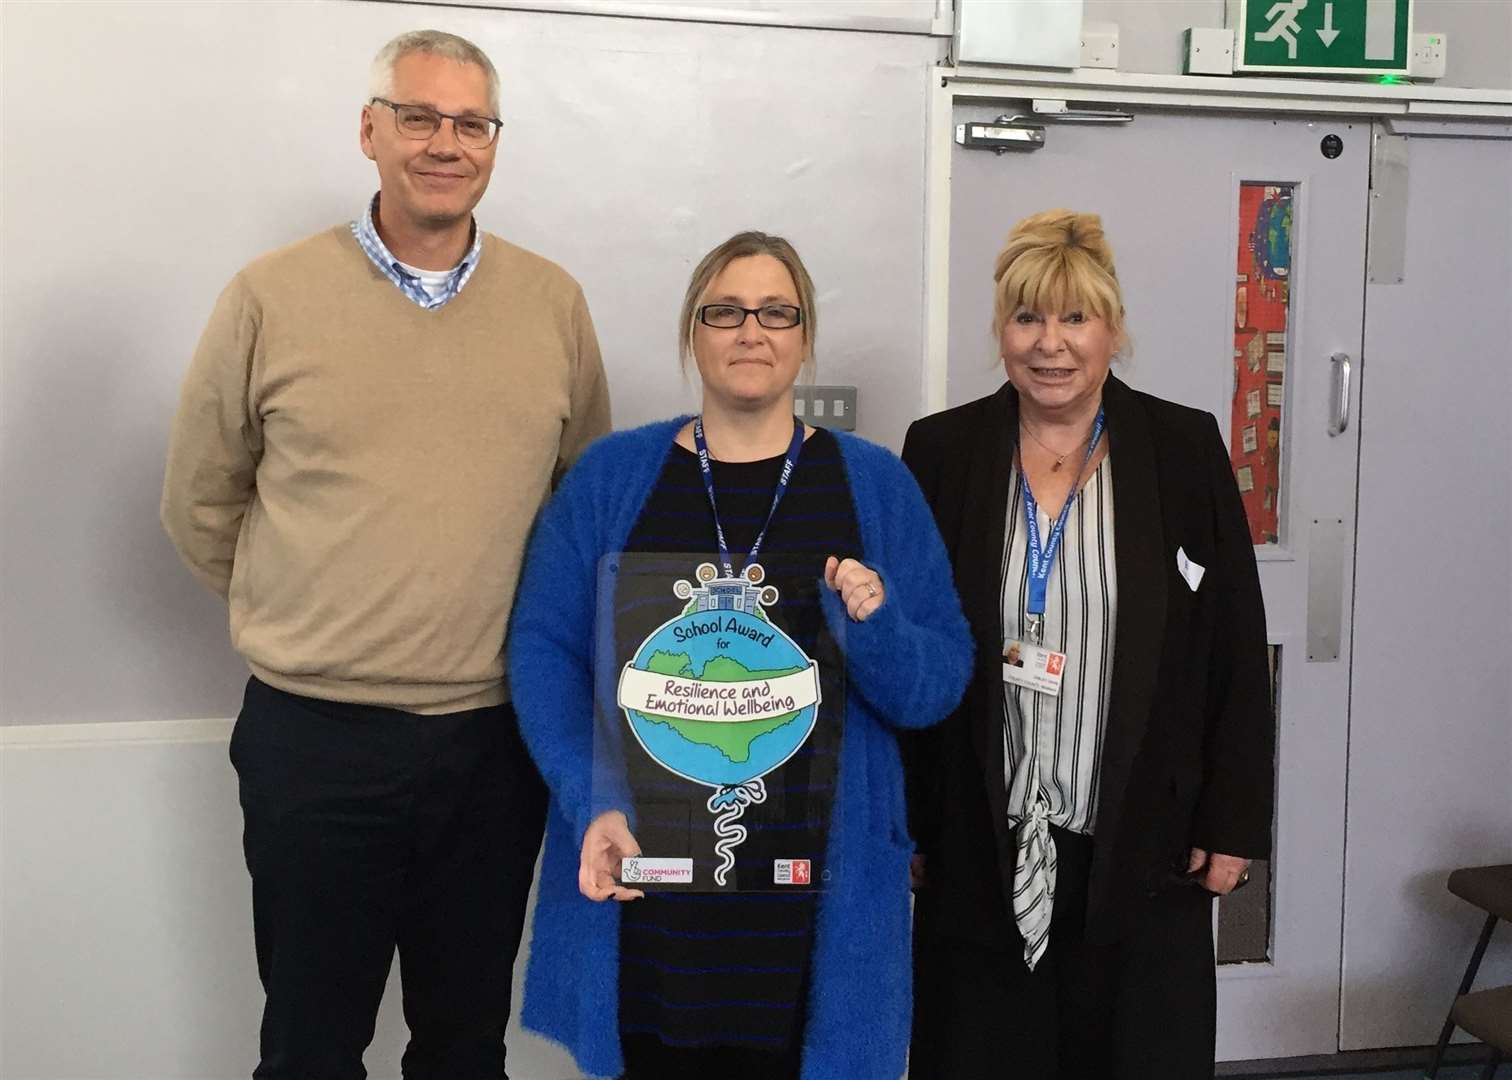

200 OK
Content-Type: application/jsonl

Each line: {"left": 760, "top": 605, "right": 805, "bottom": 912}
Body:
{"left": 825, "top": 556, "right": 886, "bottom": 622}
{"left": 1187, "top": 847, "right": 1251, "bottom": 895}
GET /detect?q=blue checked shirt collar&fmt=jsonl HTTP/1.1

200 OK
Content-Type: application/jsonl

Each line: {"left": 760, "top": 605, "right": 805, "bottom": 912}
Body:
{"left": 350, "top": 193, "right": 483, "bottom": 309}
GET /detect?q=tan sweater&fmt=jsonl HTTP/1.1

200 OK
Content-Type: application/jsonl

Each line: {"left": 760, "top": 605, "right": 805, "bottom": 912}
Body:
{"left": 162, "top": 226, "right": 610, "bottom": 713}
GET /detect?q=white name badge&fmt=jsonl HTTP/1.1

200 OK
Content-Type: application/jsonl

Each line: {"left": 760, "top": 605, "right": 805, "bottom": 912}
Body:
{"left": 1002, "top": 639, "right": 1067, "bottom": 696}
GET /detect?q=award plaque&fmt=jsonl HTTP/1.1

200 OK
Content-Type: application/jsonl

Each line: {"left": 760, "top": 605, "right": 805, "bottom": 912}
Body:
{"left": 596, "top": 552, "right": 844, "bottom": 892}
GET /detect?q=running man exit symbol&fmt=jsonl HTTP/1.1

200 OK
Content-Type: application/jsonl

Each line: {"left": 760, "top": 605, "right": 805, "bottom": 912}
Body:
{"left": 1233, "top": 0, "right": 1410, "bottom": 74}
{"left": 1254, "top": 0, "right": 1308, "bottom": 59}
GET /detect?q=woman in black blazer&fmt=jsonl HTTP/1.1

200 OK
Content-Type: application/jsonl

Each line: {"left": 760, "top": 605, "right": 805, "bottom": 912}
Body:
{"left": 902, "top": 209, "right": 1273, "bottom": 1078}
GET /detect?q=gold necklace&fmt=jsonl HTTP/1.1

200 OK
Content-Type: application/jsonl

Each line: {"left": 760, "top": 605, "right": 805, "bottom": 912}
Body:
{"left": 1019, "top": 418, "right": 1093, "bottom": 472}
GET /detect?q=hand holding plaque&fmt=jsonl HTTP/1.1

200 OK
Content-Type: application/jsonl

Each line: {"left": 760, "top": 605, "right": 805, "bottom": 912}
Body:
{"left": 824, "top": 556, "right": 886, "bottom": 622}
{"left": 580, "top": 810, "right": 645, "bottom": 902}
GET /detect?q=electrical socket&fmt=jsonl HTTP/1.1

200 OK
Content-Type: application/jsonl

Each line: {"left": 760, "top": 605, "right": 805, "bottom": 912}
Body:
{"left": 1410, "top": 32, "right": 1447, "bottom": 80}
{"left": 793, "top": 385, "right": 857, "bottom": 432}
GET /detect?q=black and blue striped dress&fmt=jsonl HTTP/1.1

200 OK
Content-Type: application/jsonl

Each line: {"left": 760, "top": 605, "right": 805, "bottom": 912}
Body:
{"left": 613, "top": 428, "right": 860, "bottom": 1059}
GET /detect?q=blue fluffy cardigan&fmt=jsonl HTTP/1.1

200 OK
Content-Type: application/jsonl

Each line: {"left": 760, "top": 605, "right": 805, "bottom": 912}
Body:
{"left": 508, "top": 418, "right": 972, "bottom": 1080}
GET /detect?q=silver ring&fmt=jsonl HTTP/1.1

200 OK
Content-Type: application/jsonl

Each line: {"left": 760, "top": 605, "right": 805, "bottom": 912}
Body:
{"left": 865, "top": 582, "right": 877, "bottom": 598}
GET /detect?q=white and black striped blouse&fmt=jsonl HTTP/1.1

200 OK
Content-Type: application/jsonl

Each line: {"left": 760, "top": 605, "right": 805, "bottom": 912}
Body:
{"left": 1000, "top": 453, "right": 1118, "bottom": 968}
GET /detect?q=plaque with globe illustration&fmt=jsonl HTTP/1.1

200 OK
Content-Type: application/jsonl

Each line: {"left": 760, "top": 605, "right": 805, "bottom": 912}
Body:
{"left": 596, "top": 553, "right": 844, "bottom": 892}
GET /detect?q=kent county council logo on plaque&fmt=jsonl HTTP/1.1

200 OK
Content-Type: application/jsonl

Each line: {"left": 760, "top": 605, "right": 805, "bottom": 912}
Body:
{"left": 616, "top": 561, "right": 822, "bottom": 885}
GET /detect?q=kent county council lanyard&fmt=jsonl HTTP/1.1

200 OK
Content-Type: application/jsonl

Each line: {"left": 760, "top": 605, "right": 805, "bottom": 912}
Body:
{"left": 692, "top": 415, "right": 805, "bottom": 580}
{"left": 1021, "top": 407, "right": 1107, "bottom": 644}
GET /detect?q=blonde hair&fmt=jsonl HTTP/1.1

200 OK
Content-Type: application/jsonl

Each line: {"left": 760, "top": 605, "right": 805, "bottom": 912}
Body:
{"left": 369, "top": 30, "right": 501, "bottom": 116}
{"left": 678, "top": 232, "right": 817, "bottom": 373}
{"left": 991, "top": 209, "right": 1128, "bottom": 353}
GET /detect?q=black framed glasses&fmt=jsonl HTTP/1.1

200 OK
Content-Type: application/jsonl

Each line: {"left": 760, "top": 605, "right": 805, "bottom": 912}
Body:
{"left": 697, "top": 303, "right": 803, "bottom": 330}
{"left": 370, "top": 98, "right": 501, "bottom": 149}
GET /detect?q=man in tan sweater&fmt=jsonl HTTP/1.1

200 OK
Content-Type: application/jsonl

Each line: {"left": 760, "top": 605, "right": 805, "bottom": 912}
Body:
{"left": 161, "top": 30, "right": 609, "bottom": 1080}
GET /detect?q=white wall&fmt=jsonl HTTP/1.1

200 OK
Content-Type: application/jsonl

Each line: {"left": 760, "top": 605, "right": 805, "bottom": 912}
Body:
{"left": 455, "top": 0, "right": 947, "bottom": 33}
{"left": 0, "top": 722, "right": 578, "bottom": 1079}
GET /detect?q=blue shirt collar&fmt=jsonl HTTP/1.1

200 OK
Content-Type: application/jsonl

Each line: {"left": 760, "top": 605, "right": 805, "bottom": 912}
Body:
{"left": 350, "top": 192, "right": 483, "bottom": 309}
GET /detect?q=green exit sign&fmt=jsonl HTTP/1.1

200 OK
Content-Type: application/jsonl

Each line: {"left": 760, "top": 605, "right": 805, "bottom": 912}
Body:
{"left": 1230, "top": 0, "right": 1411, "bottom": 75}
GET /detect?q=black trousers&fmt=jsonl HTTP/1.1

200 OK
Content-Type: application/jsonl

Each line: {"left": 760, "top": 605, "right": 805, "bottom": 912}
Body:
{"left": 230, "top": 677, "right": 547, "bottom": 1080}
{"left": 910, "top": 827, "right": 1217, "bottom": 1080}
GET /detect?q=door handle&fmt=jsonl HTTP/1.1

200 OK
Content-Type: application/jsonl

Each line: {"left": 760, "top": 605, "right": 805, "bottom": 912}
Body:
{"left": 1328, "top": 352, "right": 1352, "bottom": 436}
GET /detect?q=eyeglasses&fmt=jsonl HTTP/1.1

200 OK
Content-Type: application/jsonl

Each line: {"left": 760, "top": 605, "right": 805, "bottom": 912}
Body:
{"left": 370, "top": 98, "right": 502, "bottom": 150}
{"left": 697, "top": 304, "right": 803, "bottom": 330}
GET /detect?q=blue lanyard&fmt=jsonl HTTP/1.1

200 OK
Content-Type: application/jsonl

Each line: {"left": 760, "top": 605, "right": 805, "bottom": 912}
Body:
{"left": 692, "top": 415, "right": 804, "bottom": 579}
{"left": 1021, "top": 409, "right": 1106, "bottom": 634}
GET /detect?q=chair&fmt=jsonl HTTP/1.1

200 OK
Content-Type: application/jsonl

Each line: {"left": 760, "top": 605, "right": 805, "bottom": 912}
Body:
{"left": 1427, "top": 864, "right": 1512, "bottom": 1078}
{"left": 1448, "top": 985, "right": 1512, "bottom": 1079}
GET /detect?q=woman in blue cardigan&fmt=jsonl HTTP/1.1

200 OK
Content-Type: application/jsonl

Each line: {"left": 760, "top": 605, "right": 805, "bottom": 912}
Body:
{"left": 508, "top": 231, "right": 972, "bottom": 1080}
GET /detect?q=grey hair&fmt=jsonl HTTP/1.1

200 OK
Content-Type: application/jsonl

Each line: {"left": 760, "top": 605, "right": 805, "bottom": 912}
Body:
{"left": 368, "top": 30, "right": 501, "bottom": 116}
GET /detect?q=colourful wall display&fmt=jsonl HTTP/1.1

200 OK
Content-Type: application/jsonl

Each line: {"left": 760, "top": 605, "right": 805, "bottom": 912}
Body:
{"left": 1232, "top": 182, "right": 1292, "bottom": 545}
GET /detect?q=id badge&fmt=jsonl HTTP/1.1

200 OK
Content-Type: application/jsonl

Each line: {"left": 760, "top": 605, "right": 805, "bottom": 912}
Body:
{"left": 1002, "top": 639, "right": 1067, "bottom": 696}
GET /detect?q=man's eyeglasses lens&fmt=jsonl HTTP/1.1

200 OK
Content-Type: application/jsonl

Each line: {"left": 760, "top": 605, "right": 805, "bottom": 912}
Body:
{"left": 383, "top": 101, "right": 500, "bottom": 149}
{"left": 699, "top": 304, "right": 802, "bottom": 330}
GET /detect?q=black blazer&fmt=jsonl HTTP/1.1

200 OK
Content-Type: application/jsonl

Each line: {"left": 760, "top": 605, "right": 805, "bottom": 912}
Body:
{"left": 901, "top": 375, "right": 1273, "bottom": 948}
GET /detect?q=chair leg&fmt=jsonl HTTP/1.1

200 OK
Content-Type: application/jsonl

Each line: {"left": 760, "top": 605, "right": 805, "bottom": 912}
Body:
{"left": 1427, "top": 914, "right": 1499, "bottom": 1078}
{"left": 1475, "top": 1047, "right": 1502, "bottom": 1080}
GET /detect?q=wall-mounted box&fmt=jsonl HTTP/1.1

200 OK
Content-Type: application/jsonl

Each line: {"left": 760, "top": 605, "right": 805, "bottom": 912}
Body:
{"left": 955, "top": 0, "right": 1085, "bottom": 69}
{"left": 1184, "top": 27, "right": 1236, "bottom": 75}
{"left": 1409, "top": 31, "right": 1447, "bottom": 79}
{"left": 1080, "top": 22, "right": 1120, "bottom": 69}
